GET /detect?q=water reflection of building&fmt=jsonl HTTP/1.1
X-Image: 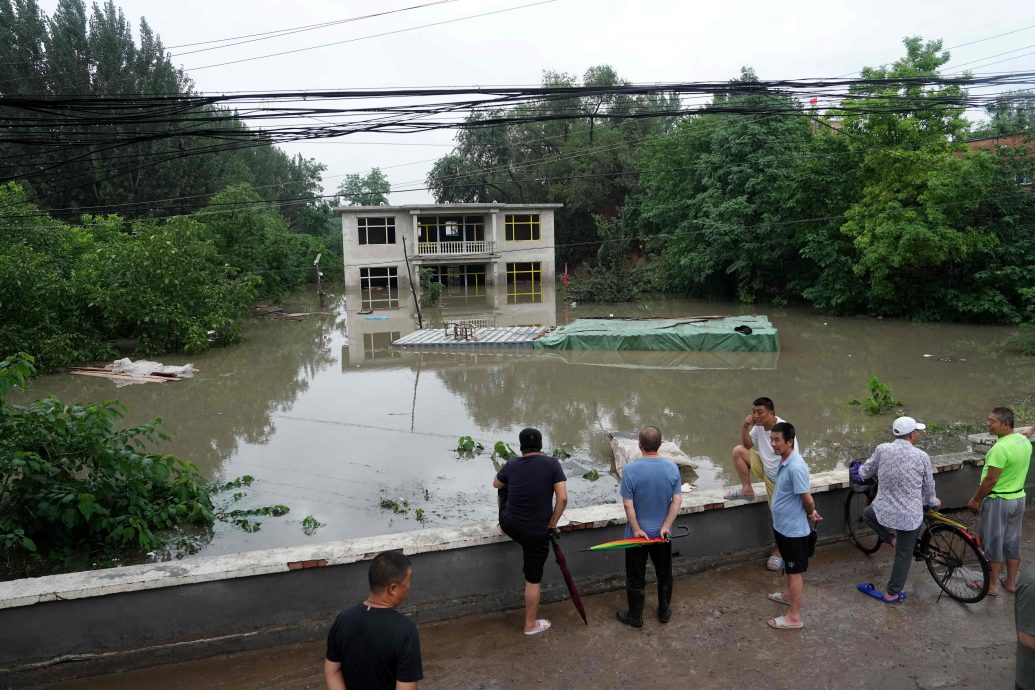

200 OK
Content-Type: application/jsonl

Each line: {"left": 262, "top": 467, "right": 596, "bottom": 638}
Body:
{"left": 342, "top": 283, "right": 558, "bottom": 367}
{"left": 333, "top": 203, "right": 562, "bottom": 312}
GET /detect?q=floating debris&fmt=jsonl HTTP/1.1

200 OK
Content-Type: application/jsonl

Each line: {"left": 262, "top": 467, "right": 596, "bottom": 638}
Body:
{"left": 69, "top": 358, "right": 197, "bottom": 386}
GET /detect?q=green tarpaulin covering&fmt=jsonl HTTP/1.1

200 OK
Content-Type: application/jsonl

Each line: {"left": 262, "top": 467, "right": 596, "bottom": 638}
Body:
{"left": 532, "top": 316, "right": 778, "bottom": 352}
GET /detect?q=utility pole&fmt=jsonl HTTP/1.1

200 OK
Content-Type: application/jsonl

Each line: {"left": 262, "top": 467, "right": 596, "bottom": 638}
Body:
{"left": 313, "top": 253, "right": 324, "bottom": 308}
{"left": 400, "top": 236, "right": 423, "bottom": 329}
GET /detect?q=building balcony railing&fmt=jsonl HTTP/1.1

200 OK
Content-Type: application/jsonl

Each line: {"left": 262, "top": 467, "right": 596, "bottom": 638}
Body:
{"left": 417, "top": 240, "right": 495, "bottom": 256}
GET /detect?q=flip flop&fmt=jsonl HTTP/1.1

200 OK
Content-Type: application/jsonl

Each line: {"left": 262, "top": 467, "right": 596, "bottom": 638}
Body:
{"left": 524, "top": 619, "right": 551, "bottom": 636}
{"left": 767, "top": 592, "right": 790, "bottom": 605}
{"left": 1000, "top": 577, "right": 1015, "bottom": 594}
{"left": 767, "top": 615, "right": 803, "bottom": 630}
{"left": 857, "top": 583, "right": 906, "bottom": 604}
{"left": 967, "top": 580, "right": 996, "bottom": 596}
{"left": 766, "top": 555, "right": 784, "bottom": 571}
{"left": 723, "top": 487, "right": 756, "bottom": 501}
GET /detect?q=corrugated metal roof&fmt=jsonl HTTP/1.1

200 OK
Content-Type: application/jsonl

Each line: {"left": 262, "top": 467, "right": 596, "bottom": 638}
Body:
{"left": 392, "top": 326, "right": 550, "bottom": 349}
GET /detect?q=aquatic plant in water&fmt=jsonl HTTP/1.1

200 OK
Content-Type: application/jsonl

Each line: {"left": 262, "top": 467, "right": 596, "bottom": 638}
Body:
{"left": 849, "top": 375, "right": 903, "bottom": 415}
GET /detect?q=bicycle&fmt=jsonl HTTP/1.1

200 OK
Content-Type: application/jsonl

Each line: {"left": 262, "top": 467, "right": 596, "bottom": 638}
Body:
{"left": 845, "top": 461, "right": 991, "bottom": 603}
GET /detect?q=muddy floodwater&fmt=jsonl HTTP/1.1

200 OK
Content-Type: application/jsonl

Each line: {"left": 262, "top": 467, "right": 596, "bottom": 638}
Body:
{"left": 15, "top": 284, "right": 1035, "bottom": 558}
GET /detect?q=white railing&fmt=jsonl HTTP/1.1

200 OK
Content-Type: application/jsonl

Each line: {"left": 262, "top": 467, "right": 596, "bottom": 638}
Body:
{"left": 417, "top": 240, "right": 494, "bottom": 256}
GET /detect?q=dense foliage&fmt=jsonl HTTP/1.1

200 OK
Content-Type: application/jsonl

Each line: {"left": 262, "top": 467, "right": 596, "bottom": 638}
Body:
{"left": 0, "top": 0, "right": 347, "bottom": 369}
{"left": 0, "top": 354, "right": 215, "bottom": 574}
{"left": 429, "top": 43, "right": 1035, "bottom": 327}
{"left": 427, "top": 65, "right": 680, "bottom": 266}
{"left": 338, "top": 168, "right": 392, "bottom": 206}
{"left": 0, "top": 181, "right": 339, "bottom": 370}
{"left": 0, "top": 0, "right": 336, "bottom": 236}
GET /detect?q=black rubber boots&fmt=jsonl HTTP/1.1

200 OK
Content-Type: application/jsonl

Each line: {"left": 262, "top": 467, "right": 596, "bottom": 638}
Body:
{"left": 616, "top": 587, "right": 645, "bottom": 628}
{"left": 657, "top": 582, "right": 673, "bottom": 623}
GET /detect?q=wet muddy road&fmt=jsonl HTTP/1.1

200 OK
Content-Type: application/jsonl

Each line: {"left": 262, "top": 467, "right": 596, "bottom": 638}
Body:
{"left": 50, "top": 516, "right": 1035, "bottom": 690}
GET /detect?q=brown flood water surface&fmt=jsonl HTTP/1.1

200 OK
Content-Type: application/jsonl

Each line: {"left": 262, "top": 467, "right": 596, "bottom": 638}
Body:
{"left": 14, "top": 286, "right": 1035, "bottom": 558}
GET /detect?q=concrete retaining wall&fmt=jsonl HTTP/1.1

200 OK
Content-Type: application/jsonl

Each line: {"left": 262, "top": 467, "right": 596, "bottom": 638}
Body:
{"left": 0, "top": 449, "right": 1025, "bottom": 687}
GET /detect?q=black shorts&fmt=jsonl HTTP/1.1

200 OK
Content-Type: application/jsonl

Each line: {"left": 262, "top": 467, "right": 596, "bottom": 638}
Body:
{"left": 773, "top": 530, "right": 810, "bottom": 574}
{"left": 502, "top": 527, "right": 550, "bottom": 584}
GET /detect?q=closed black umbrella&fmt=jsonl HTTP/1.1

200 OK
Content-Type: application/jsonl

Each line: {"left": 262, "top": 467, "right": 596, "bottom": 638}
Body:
{"left": 550, "top": 533, "right": 588, "bottom": 625}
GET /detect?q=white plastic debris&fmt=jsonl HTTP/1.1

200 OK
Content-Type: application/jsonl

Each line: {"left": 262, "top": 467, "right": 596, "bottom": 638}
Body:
{"left": 111, "top": 358, "right": 197, "bottom": 378}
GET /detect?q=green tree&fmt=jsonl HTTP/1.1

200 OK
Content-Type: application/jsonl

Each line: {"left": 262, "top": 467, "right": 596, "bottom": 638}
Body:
{"left": 338, "top": 168, "right": 391, "bottom": 206}
{"left": 633, "top": 68, "right": 813, "bottom": 301}
{"left": 0, "top": 183, "right": 113, "bottom": 369}
{"left": 80, "top": 215, "right": 260, "bottom": 353}
{"left": 837, "top": 37, "right": 1031, "bottom": 320}
{"left": 198, "top": 182, "right": 338, "bottom": 297}
{"left": 0, "top": 0, "right": 333, "bottom": 238}
{"left": 971, "top": 90, "right": 1035, "bottom": 138}
{"left": 427, "top": 65, "right": 677, "bottom": 266}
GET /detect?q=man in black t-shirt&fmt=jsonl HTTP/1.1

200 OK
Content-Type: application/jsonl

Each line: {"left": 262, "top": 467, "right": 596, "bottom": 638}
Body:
{"left": 492, "top": 427, "right": 568, "bottom": 636}
{"left": 324, "top": 551, "right": 423, "bottom": 690}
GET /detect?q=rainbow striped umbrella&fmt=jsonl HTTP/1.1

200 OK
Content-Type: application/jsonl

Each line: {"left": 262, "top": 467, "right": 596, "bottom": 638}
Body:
{"left": 583, "top": 525, "right": 689, "bottom": 551}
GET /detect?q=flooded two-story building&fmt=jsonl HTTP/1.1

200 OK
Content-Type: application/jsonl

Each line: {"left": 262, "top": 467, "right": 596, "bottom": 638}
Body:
{"left": 334, "top": 202, "right": 562, "bottom": 308}
{"left": 333, "top": 203, "right": 562, "bottom": 364}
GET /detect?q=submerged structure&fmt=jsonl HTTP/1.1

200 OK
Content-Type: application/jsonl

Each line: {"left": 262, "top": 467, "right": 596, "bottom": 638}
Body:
{"left": 391, "top": 315, "right": 778, "bottom": 353}
{"left": 533, "top": 315, "right": 778, "bottom": 351}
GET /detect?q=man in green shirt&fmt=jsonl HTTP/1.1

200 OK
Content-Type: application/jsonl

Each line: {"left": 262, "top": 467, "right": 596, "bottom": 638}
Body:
{"left": 968, "top": 407, "right": 1033, "bottom": 596}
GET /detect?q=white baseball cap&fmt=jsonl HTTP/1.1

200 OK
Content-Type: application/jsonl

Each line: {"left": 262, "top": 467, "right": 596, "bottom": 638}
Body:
{"left": 892, "top": 416, "right": 926, "bottom": 436}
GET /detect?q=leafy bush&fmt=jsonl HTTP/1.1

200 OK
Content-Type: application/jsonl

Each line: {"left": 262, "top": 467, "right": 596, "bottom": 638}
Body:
{"left": 849, "top": 375, "right": 904, "bottom": 415}
{"left": 81, "top": 217, "right": 260, "bottom": 354}
{"left": 199, "top": 184, "right": 334, "bottom": 298}
{"left": 0, "top": 354, "right": 216, "bottom": 575}
{"left": 419, "top": 268, "right": 443, "bottom": 307}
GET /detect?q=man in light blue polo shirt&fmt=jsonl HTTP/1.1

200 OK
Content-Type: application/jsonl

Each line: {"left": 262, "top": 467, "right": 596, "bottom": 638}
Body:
{"left": 765, "top": 421, "right": 821, "bottom": 630}
{"left": 616, "top": 425, "right": 683, "bottom": 628}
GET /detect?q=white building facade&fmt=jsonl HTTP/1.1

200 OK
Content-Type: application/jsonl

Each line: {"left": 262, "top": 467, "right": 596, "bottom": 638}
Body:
{"left": 334, "top": 203, "right": 562, "bottom": 311}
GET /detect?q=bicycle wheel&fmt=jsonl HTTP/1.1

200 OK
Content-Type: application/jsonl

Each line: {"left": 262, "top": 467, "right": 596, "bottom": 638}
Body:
{"left": 845, "top": 490, "right": 881, "bottom": 554}
{"left": 922, "top": 524, "right": 991, "bottom": 603}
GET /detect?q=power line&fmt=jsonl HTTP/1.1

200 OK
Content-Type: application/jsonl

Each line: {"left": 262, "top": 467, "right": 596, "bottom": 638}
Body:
{"left": 832, "top": 24, "right": 1035, "bottom": 78}
{"left": 184, "top": 0, "right": 559, "bottom": 72}
{"left": 168, "top": 0, "right": 463, "bottom": 55}
{"left": 2, "top": 74, "right": 1030, "bottom": 214}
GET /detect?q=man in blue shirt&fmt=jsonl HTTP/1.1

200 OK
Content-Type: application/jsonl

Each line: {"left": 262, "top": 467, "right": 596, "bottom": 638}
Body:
{"left": 616, "top": 426, "right": 683, "bottom": 628}
{"left": 766, "top": 422, "right": 821, "bottom": 630}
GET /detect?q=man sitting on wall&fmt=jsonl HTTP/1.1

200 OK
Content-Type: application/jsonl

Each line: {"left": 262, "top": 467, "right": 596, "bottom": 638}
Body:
{"left": 324, "top": 550, "right": 423, "bottom": 690}
{"left": 493, "top": 427, "right": 568, "bottom": 636}
{"left": 724, "top": 396, "right": 800, "bottom": 571}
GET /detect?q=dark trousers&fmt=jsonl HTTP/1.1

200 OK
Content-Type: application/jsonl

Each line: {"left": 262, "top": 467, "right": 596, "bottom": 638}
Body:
{"left": 624, "top": 541, "right": 673, "bottom": 590}
{"left": 863, "top": 504, "right": 921, "bottom": 595}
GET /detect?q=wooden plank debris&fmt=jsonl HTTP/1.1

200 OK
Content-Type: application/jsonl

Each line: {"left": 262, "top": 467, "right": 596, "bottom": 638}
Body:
{"left": 69, "top": 370, "right": 169, "bottom": 383}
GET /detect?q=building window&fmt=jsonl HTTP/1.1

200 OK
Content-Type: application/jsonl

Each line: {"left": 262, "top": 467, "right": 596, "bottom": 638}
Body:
{"left": 506, "top": 261, "right": 542, "bottom": 303}
{"left": 505, "top": 214, "right": 541, "bottom": 241}
{"left": 418, "top": 215, "right": 484, "bottom": 243}
{"left": 359, "top": 266, "right": 399, "bottom": 309}
{"left": 358, "top": 217, "right": 396, "bottom": 245}
{"left": 363, "top": 331, "right": 401, "bottom": 360}
{"left": 424, "top": 264, "right": 486, "bottom": 297}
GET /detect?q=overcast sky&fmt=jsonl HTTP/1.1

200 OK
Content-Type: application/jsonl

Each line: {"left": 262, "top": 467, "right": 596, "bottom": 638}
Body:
{"left": 38, "top": 0, "right": 1035, "bottom": 203}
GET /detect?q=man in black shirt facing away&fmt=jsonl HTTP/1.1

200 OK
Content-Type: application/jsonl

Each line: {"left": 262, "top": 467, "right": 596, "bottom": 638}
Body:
{"left": 324, "top": 551, "right": 423, "bottom": 690}
{"left": 493, "top": 427, "right": 568, "bottom": 636}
